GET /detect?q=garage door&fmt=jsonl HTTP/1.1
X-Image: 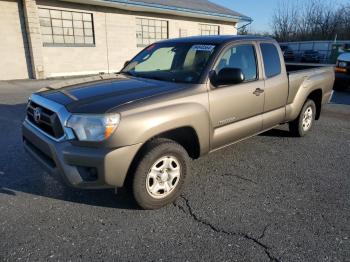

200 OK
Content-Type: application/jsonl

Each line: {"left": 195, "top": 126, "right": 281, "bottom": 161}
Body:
{"left": 0, "top": 0, "right": 31, "bottom": 80}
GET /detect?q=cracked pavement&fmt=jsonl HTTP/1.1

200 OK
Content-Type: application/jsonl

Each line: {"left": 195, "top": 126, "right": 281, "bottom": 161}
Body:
{"left": 0, "top": 80, "right": 350, "bottom": 261}
{"left": 173, "top": 196, "right": 279, "bottom": 261}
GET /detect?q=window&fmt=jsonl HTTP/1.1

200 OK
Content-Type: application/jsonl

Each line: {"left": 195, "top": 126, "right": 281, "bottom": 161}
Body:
{"left": 260, "top": 43, "right": 282, "bottom": 78}
{"left": 38, "top": 8, "right": 95, "bottom": 46}
{"left": 216, "top": 44, "right": 258, "bottom": 82}
{"left": 199, "top": 24, "right": 220, "bottom": 36}
{"left": 136, "top": 18, "right": 168, "bottom": 47}
{"left": 122, "top": 43, "right": 217, "bottom": 84}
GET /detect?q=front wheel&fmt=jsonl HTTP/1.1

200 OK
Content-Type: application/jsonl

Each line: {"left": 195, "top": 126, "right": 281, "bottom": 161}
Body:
{"left": 289, "top": 99, "right": 316, "bottom": 137}
{"left": 132, "top": 138, "right": 189, "bottom": 210}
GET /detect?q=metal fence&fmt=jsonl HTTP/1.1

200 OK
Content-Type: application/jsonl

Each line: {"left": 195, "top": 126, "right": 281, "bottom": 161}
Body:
{"left": 280, "top": 40, "right": 350, "bottom": 64}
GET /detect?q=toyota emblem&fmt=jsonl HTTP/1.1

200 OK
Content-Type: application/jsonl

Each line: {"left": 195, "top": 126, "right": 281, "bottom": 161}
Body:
{"left": 33, "top": 107, "right": 42, "bottom": 123}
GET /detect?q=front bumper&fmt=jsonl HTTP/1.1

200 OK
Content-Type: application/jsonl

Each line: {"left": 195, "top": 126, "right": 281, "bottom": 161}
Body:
{"left": 335, "top": 73, "right": 350, "bottom": 88}
{"left": 22, "top": 120, "right": 142, "bottom": 189}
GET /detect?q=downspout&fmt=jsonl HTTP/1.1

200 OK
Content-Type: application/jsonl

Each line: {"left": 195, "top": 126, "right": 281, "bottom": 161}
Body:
{"left": 237, "top": 20, "right": 253, "bottom": 31}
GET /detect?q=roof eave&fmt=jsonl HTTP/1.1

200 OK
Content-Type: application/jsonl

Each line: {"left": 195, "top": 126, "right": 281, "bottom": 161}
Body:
{"left": 59, "top": 0, "right": 252, "bottom": 23}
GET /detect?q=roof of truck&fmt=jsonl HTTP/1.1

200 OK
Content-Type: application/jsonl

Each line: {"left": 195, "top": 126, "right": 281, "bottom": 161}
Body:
{"left": 158, "top": 35, "right": 274, "bottom": 45}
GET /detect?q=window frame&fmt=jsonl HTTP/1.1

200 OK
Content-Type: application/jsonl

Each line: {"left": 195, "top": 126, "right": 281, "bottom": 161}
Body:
{"left": 259, "top": 42, "right": 282, "bottom": 79}
{"left": 199, "top": 24, "right": 220, "bottom": 36}
{"left": 136, "top": 17, "right": 169, "bottom": 48}
{"left": 38, "top": 7, "right": 95, "bottom": 47}
{"left": 212, "top": 42, "right": 260, "bottom": 85}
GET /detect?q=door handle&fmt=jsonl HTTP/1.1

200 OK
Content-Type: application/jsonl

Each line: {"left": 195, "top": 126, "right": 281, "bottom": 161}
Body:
{"left": 253, "top": 88, "right": 265, "bottom": 96}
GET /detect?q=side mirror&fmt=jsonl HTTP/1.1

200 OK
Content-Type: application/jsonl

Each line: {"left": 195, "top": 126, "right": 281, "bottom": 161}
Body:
{"left": 211, "top": 68, "right": 245, "bottom": 86}
{"left": 124, "top": 60, "right": 130, "bottom": 68}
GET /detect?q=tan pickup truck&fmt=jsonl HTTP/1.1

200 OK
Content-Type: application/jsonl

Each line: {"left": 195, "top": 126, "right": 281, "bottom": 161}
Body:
{"left": 23, "top": 36, "right": 334, "bottom": 209}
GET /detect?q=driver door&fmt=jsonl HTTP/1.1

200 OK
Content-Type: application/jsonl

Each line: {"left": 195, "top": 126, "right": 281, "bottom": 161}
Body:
{"left": 209, "top": 43, "right": 265, "bottom": 150}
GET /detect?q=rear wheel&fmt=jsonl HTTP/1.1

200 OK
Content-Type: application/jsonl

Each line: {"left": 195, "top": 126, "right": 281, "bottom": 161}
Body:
{"left": 289, "top": 99, "right": 316, "bottom": 137}
{"left": 132, "top": 138, "right": 189, "bottom": 210}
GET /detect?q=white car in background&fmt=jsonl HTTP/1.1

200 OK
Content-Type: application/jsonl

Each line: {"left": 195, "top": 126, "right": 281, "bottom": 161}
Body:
{"left": 335, "top": 53, "right": 350, "bottom": 90}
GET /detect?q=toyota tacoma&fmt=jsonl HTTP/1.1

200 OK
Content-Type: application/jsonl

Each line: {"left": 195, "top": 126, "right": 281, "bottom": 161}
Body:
{"left": 23, "top": 36, "right": 334, "bottom": 209}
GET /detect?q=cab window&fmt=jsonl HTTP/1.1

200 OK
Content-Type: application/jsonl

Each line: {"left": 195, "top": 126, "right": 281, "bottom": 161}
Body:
{"left": 260, "top": 43, "right": 282, "bottom": 78}
{"left": 216, "top": 44, "right": 258, "bottom": 82}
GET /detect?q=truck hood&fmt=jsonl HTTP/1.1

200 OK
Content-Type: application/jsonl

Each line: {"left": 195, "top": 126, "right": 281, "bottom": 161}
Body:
{"left": 38, "top": 75, "right": 188, "bottom": 114}
{"left": 338, "top": 53, "right": 350, "bottom": 62}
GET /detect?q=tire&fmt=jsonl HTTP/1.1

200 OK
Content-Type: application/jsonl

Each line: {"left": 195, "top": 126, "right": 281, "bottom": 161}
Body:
{"left": 132, "top": 138, "right": 189, "bottom": 210}
{"left": 289, "top": 99, "right": 316, "bottom": 137}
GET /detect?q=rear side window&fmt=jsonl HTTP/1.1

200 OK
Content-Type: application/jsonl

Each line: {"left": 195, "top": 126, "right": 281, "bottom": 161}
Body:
{"left": 216, "top": 44, "right": 257, "bottom": 82}
{"left": 260, "top": 43, "right": 281, "bottom": 78}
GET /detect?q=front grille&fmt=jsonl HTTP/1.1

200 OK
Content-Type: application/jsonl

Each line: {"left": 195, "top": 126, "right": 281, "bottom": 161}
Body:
{"left": 27, "top": 101, "right": 65, "bottom": 139}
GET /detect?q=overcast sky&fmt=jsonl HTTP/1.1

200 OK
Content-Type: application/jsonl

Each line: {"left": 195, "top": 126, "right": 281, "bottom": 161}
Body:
{"left": 210, "top": 0, "right": 349, "bottom": 33}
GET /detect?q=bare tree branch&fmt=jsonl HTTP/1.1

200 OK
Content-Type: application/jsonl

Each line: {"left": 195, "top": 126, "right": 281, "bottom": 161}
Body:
{"left": 270, "top": 0, "right": 349, "bottom": 41}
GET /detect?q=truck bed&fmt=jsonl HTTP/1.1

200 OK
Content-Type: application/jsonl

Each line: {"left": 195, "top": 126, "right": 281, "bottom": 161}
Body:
{"left": 286, "top": 63, "right": 334, "bottom": 73}
{"left": 286, "top": 63, "right": 335, "bottom": 106}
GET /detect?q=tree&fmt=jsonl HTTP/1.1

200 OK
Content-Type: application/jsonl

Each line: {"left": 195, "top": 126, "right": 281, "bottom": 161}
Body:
{"left": 271, "top": 1, "right": 298, "bottom": 42}
{"left": 271, "top": 0, "right": 350, "bottom": 41}
{"left": 337, "top": 4, "right": 350, "bottom": 39}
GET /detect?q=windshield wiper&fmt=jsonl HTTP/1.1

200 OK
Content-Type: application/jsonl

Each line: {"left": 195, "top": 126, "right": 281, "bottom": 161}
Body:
{"left": 121, "top": 71, "right": 168, "bottom": 82}
{"left": 122, "top": 71, "right": 137, "bottom": 77}
{"left": 143, "top": 76, "right": 166, "bottom": 81}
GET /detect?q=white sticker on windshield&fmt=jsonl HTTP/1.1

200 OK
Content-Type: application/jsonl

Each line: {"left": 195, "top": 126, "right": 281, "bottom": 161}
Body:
{"left": 191, "top": 45, "right": 215, "bottom": 52}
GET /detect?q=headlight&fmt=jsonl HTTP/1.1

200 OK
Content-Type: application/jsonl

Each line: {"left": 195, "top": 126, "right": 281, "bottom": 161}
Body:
{"left": 338, "top": 61, "right": 347, "bottom": 68}
{"left": 66, "top": 114, "right": 120, "bottom": 142}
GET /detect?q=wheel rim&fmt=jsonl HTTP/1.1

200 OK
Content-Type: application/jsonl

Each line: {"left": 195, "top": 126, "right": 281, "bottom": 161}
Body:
{"left": 302, "top": 106, "right": 313, "bottom": 131}
{"left": 146, "top": 156, "right": 181, "bottom": 199}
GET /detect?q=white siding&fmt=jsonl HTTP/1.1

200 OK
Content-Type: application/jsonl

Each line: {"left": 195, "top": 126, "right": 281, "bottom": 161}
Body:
{"left": 0, "top": 0, "right": 31, "bottom": 80}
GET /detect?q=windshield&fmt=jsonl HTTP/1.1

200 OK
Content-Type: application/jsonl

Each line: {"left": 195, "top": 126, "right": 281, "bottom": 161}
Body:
{"left": 122, "top": 43, "right": 217, "bottom": 84}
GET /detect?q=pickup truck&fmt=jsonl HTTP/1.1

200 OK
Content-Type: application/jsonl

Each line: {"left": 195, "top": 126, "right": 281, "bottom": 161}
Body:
{"left": 23, "top": 36, "right": 334, "bottom": 209}
{"left": 334, "top": 52, "right": 350, "bottom": 90}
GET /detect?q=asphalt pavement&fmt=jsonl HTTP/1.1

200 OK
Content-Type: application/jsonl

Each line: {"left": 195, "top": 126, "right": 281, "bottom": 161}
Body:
{"left": 0, "top": 80, "right": 349, "bottom": 261}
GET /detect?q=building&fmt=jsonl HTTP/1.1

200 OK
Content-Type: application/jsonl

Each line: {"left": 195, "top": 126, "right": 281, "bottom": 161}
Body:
{"left": 0, "top": 0, "right": 251, "bottom": 80}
